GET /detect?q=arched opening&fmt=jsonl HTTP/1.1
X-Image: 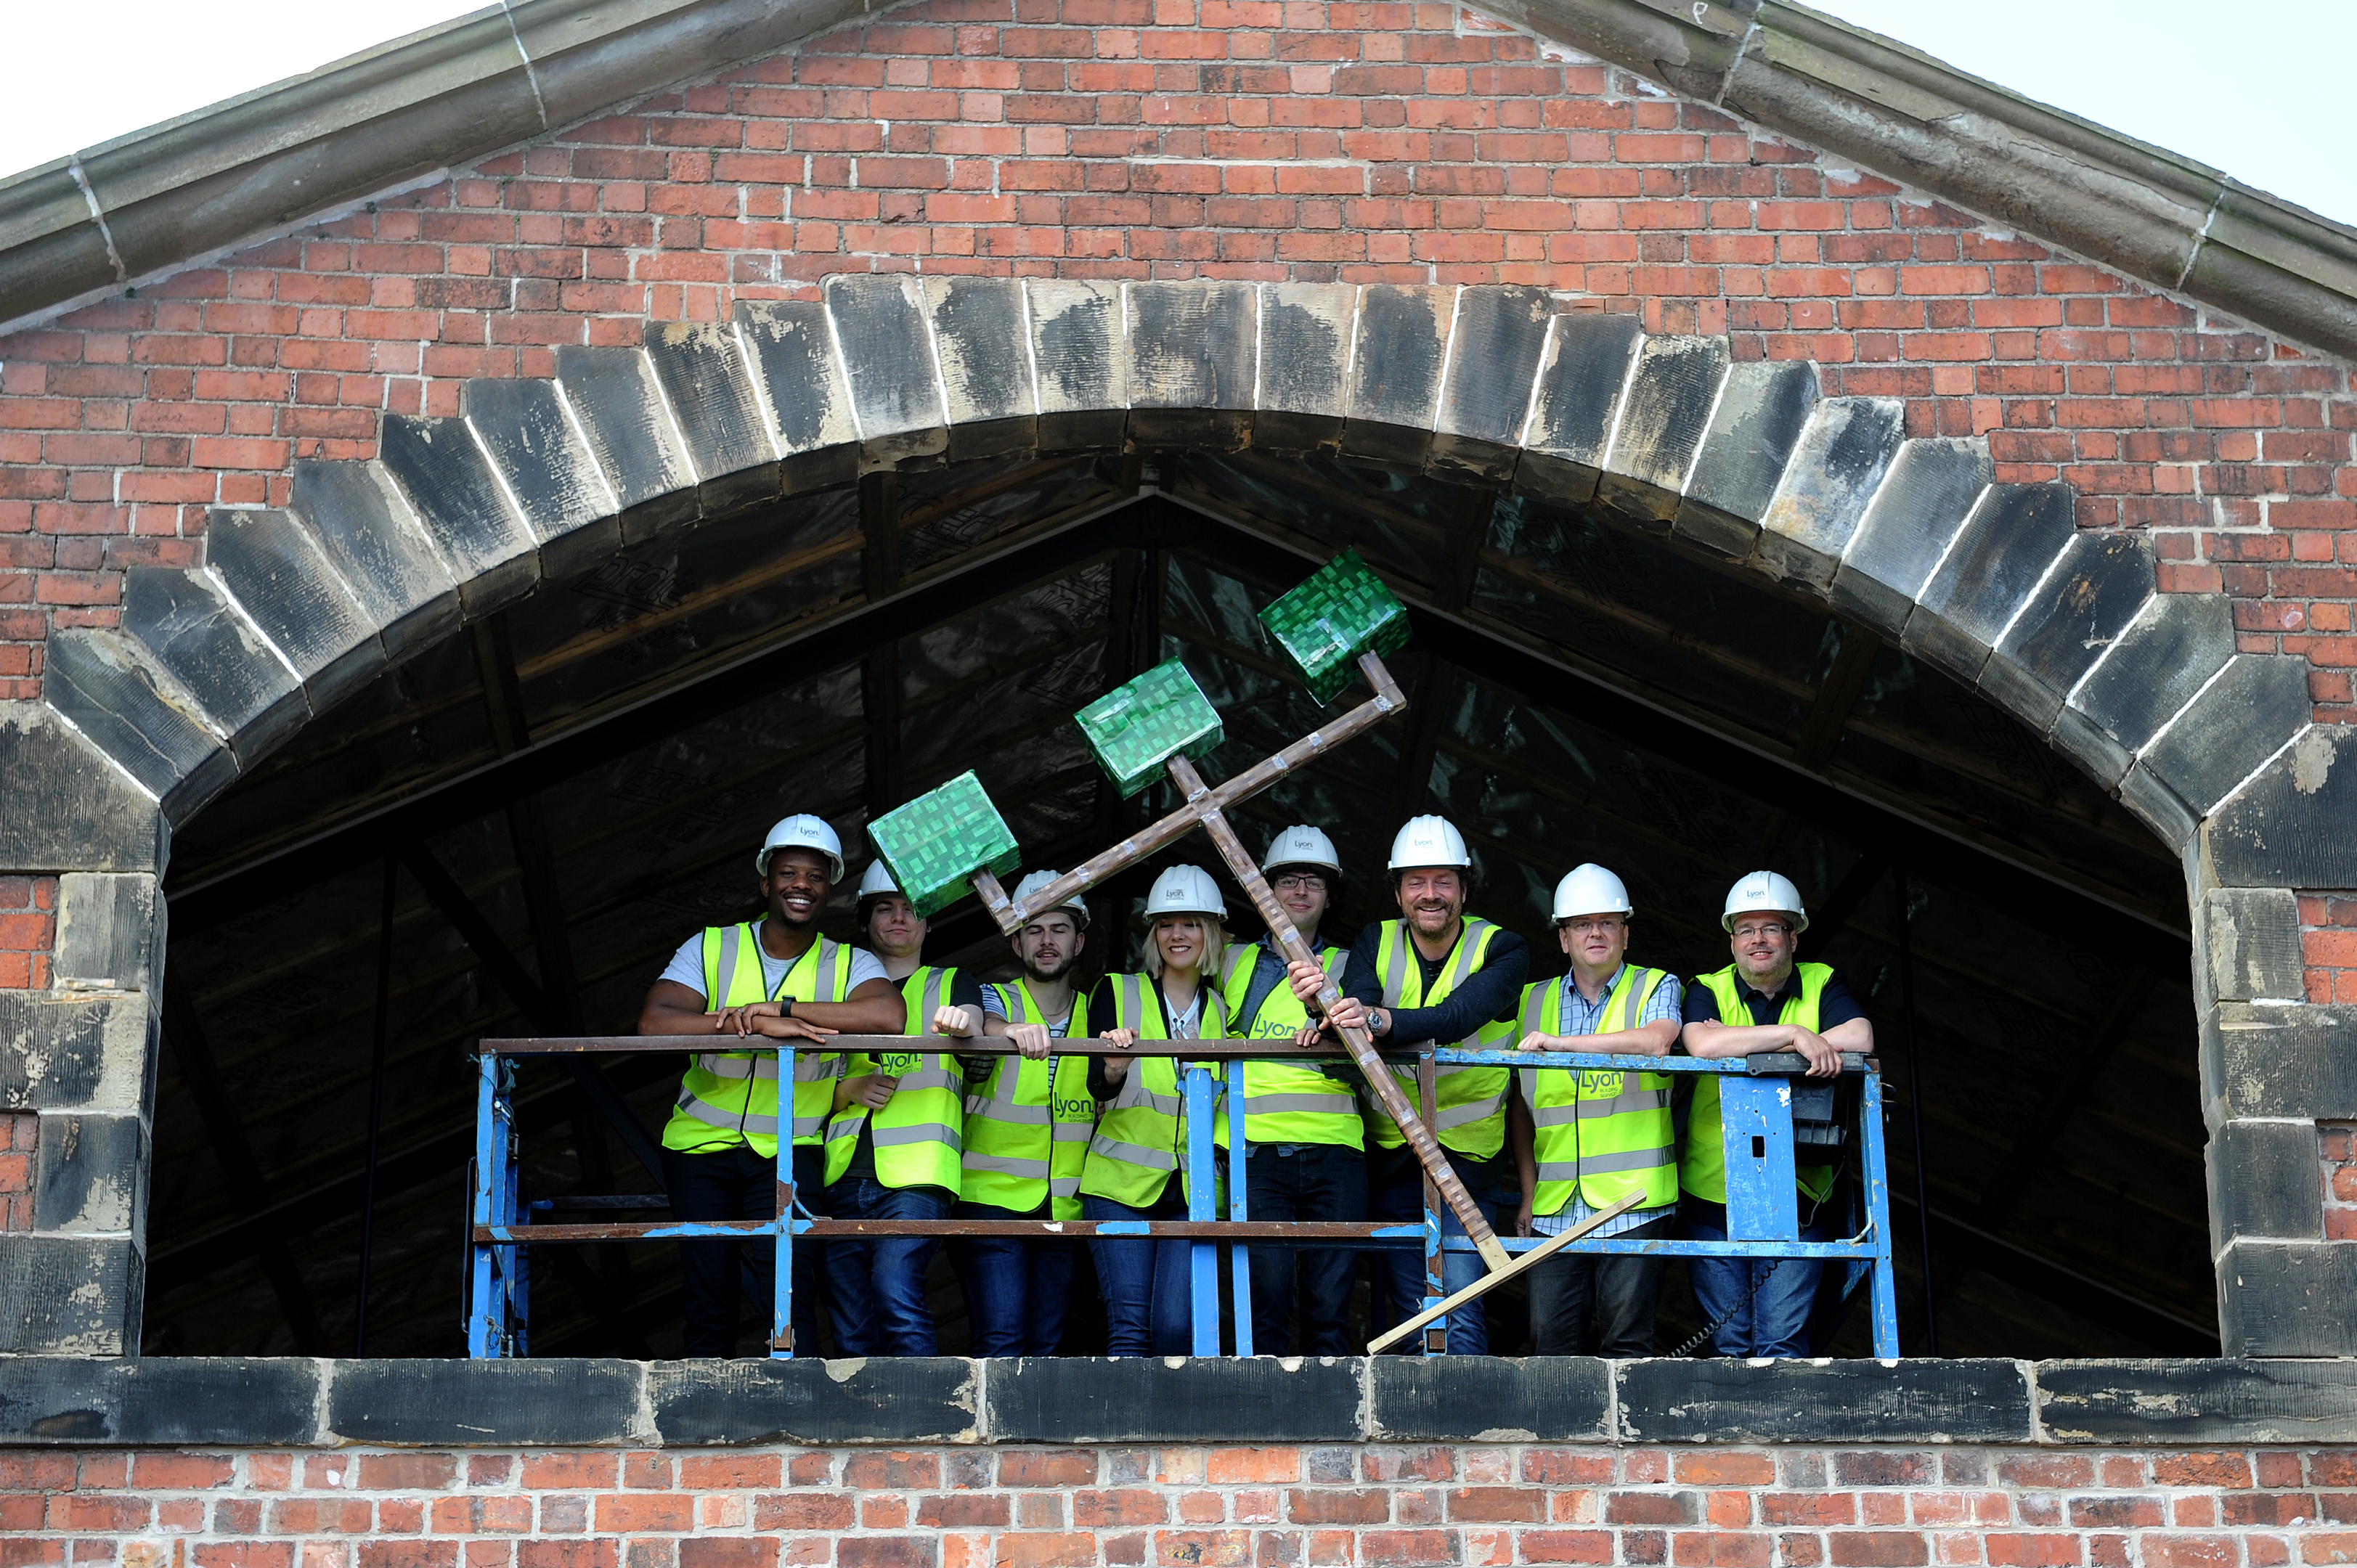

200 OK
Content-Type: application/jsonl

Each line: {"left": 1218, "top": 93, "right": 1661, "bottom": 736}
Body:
{"left": 103, "top": 280, "right": 2253, "bottom": 1360}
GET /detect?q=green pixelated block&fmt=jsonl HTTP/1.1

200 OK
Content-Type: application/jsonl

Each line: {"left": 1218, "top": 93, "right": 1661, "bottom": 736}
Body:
{"left": 1259, "top": 550, "right": 1411, "bottom": 704}
{"left": 866, "top": 772, "right": 1022, "bottom": 919}
{"left": 1074, "top": 657, "right": 1226, "bottom": 799}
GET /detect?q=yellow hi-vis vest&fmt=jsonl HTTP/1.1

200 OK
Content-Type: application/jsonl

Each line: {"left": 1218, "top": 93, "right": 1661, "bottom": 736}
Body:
{"left": 1682, "top": 963, "right": 1837, "bottom": 1206}
{"left": 1078, "top": 973, "right": 1226, "bottom": 1209}
{"left": 659, "top": 925, "right": 850, "bottom": 1159}
{"left": 1367, "top": 917, "right": 1507, "bottom": 1159}
{"left": 821, "top": 965, "right": 965, "bottom": 1193}
{"left": 1512, "top": 968, "right": 1677, "bottom": 1217}
{"left": 1215, "top": 942, "right": 1360, "bottom": 1151}
{"left": 959, "top": 981, "right": 1094, "bottom": 1219}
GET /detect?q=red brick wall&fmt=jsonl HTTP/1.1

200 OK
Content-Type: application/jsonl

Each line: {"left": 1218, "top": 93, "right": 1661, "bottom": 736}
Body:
{"left": 2300, "top": 898, "right": 2357, "bottom": 1007}
{"left": 0, "top": 0, "right": 2351, "bottom": 714}
{"left": 0, "top": 876, "right": 55, "bottom": 991}
{"left": 3, "top": 1442, "right": 2353, "bottom": 1566}
{"left": 0, "top": 1110, "right": 32, "bottom": 1232}
{"left": 2324, "top": 1122, "right": 2357, "bottom": 1243}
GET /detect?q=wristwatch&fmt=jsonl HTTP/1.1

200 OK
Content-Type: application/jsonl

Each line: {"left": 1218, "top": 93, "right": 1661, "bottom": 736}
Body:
{"left": 778, "top": 997, "right": 794, "bottom": 1018}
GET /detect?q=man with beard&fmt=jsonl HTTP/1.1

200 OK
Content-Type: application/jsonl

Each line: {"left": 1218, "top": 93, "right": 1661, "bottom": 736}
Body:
{"left": 932, "top": 870, "right": 1096, "bottom": 1356}
{"left": 1289, "top": 814, "right": 1528, "bottom": 1354}
{"left": 1218, "top": 824, "right": 1365, "bottom": 1355}
{"left": 639, "top": 814, "right": 907, "bottom": 1357}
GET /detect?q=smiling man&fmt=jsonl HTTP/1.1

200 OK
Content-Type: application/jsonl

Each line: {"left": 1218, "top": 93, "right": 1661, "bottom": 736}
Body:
{"left": 638, "top": 814, "right": 908, "bottom": 1358}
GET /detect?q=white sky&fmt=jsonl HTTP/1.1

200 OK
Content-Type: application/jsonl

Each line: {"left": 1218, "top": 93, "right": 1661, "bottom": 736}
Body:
{"left": 1, "top": 1, "right": 2349, "bottom": 228}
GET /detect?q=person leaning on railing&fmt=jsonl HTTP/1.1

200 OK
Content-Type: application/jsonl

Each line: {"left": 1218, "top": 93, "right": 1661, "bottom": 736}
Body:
{"left": 1501, "top": 863, "right": 1683, "bottom": 1357}
{"left": 1678, "top": 871, "right": 1873, "bottom": 1359}
{"left": 637, "top": 814, "right": 907, "bottom": 1359}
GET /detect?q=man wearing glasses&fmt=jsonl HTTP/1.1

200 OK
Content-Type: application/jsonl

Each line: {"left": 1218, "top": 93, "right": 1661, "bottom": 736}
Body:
{"left": 1679, "top": 870, "right": 1871, "bottom": 1357}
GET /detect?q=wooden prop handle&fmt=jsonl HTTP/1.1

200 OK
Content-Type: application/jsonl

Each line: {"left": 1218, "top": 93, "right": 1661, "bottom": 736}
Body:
{"left": 1366, "top": 1192, "right": 1645, "bottom": 1353}
{"left": 1167, "top": 755, "right": 1511, "bottom": 1272}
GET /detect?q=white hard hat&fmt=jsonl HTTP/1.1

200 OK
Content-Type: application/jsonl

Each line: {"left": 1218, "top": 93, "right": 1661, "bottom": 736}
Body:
{"left": 857, "top": 859, "right": 901, "bottom": 900}
{"left": 1262, "top": 823, "right": 1341, "bottom": 877}
{"left": 756, "top": 814, "right": 844, "bottom": 883}
{"left": 1552, "top": 863, "right": 1634, "bottom": 923}
{"left": 1388, "top": 814, "right": 1471, "bottom": 872}
{"left": 1011, "top": 868, "right": 1091, "bottom": 928}
{"left": 1722, "top": 870, "right": 1809, "bottom": 934}
{"left": 1145, "top": 864, "right": 1226, "bottom": 919}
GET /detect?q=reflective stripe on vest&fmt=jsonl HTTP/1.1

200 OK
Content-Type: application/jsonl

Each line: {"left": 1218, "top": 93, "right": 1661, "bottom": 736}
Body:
{"left": 1681, "top": 963, "right": 1837, "bottom": 1206}
{"left": 660, "top": 927, "right": 849, "bottom": 1158}
{"left": 1078, "top": 973, "right": 1224, "bottom": 1209}
{"left": 960, "top": 979, "right": 1094, "bottom": 1219}
{"left": 1514, "top": 967, "right": 1677, "bottom": 1217}
{"left": 821, "top": 965, "right": 965, "bottom": 1192}
{"left": 1368, "top": 917, "right": 1509, "bottom": 1158}
{"left": 1215, "top": 943, "right": 1360, "bottom": 1151}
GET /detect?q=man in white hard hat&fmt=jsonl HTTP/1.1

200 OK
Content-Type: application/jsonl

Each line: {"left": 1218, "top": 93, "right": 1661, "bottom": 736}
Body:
{"left": 639, "top": 813, "right": 906, "bottom": 1357}
{"left": 815, "top": 861, "right": 990, "bottom": 1356}
{"left": 1218, "top": 825, "right": 1364, "bottom": 1355}
{"left": 932, "top": 870, "right": 1095, "bottom": 1357}
{"left": 1290, "top": 813, "right": 1528, "bottom": 1354}
{"left": 1679, "top": 870, "right": 1872, "bottom": 1358}
{"left": 1502, "top": 863, "right": 1682, "bottom": 1356}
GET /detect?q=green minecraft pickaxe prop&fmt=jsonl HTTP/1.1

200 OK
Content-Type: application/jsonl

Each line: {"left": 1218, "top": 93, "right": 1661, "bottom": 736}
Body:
{"left": 868, "top": 552, "right": 1510, "bottom": 1270}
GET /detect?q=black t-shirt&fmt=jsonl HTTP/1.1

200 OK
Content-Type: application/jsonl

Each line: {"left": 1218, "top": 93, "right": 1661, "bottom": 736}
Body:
{"left": 1680, "top": 968, "right": 1865, "bottom": 1029}
{"left": 1339, "top": 920, "right": 1529, "bottom": 1044}
{"left": 839, "top": 968, "right": 985, "bottom": 1191}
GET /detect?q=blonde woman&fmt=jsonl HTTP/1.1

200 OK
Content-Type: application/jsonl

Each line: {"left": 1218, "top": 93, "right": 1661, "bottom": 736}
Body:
{"left": 1079, "top": 865, "right": 1229, "bottom": 1357}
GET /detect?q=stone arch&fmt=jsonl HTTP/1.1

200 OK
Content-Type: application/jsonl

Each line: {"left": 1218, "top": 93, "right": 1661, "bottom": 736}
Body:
{"left": 6, "top": 277, "right": 2344, "bottom": 1355}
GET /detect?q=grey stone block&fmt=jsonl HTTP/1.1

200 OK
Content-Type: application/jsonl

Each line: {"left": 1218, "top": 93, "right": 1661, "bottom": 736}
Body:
{"left": 1430, "top": 283, "right": 1554, "bottom": 482}
{"left": 33, "top": 1112, "right": 145, "bottom": 1235}
{"left": 1981, "top": 531, "right": 2154, "bottom": 732}
{"left": 985, "top": 1357, "right": 1364, "bottom": 1442}
{"left": 729, "top": 302, "right": 859, "bottom": 497}
{"left": 822, "top": 273, "right": 950, "bottom": 469}
{"left": 121, "top": 567, "right": 309, "bottom": 762}
{"left": 2207, "top": 1119, "right": 2323, "bottom": 1244}
{"left": 925, "top": 276, "right": 1038, "bottom": 462}
{"left": 0, "top": 1236, "right": 139, "bottom": 1355}
{"left": 2037, "top": 1358, "right": 2357, "bottom": 1444}
{"left": 202, "top": 508, "right": 384, "bottom": 713}
{"left": 42, "top": 630, "right": 237, "bottom": 822}
{"left": 1674, "top": 359, "right": 1820, "bottom": 560}
{"left": 2210, "top": 1001, "right": 2357, "bottom": 1121}
{"left": 2209, "top": 725, "right": 2357, "bottom": 889}
{"left": 1027, "top": 279, "right": 1127, "bottom": 452}
{"left": 1341, "top": 283, "right": 1454, "bottom": 468}
{"left": 1595, "top": 335, "right": 1732, "bottom": 527}
{"left": 1903, "top": 482, "right": 2076, "bottom": 686}
{"left": 1518, "top": 313, "right": 1645, "bottom": 504}
{"left": 1367, "top": 1355, "right": 1608, "bottom": 1441}
{"left": 1754, "top": 396, "right": 1907, "bottom": 588}
{"left": 2139, "top": 653, "right": 2313, "bottom": 818}
{"left": 2063, "top": 590, "right": 2235, "bottom": 771}
{"left": 0, "top": 703, "right": 166, "bottom": 874}
{"left": 0, "top": 991, "right": 154, "bottom": 1114}
{"left": 1252, "top": 282, "right": 1358, "bottom": 454}
{"left": 0, "top": 1357, "right": 324, "bottom": 1445}
{"left": 642, "top": 322, "right": 780, "bottom": 514}
{"left": 1827, "top": 440, "right": 1992, "bottom": 639}
{"left": 2205, "top": 889, "right": 2305, "bottom": 1003}
{"left": 2115, "top": 759, "right": 2199, "bottom": 849}
{"left": 376, "top": 415, "right": 540, "bottom": 616}
{"left": 1125, "top": 279, "right": 1255, "bottom": 450}
{"left": 2216, "top": 1241, "right": 2357, "bottom": 1357}
{"left": 287, "top": 458, "right": 463, "bottom": 660}
{"left": 461, "top": 377, "right": 621, "bottom": 581}
{"left": 653, "top": 1357, "right": 979, "bottom": 1444}
{"left": 54, "top": 873, "right": 161, "bottom": 995}
{"left": 327, "top": 1358, "right": 646, "bottom": 1445}
{"left": 1615, "top": 1357, "right": 2035, "bottom": 1443}
{"left": 551, "top": 343, "right": 701, "bottom": 539}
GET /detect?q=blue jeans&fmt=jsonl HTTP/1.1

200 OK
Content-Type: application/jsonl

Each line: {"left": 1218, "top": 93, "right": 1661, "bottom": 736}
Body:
{"left": 1682, "top": 1196, "right": 1831, "bottom": 1357}
{"left": 662, "top": 1143, "right": 823, "bottom": 1357}
{"left": 1369, "top": 1146, "right": 1495, "bottom": 1355}
{"left": 822, "top": 1177, "right": 953, "bottom": 1356}
{"left": 1245, "top": 1143, "right": 1367, "bottom": 1356}
{"left": 1082, "top": 1191, "right": 1194, "bottom": 1357}
{"left": 952, "top": 1199, "right": 1076, "bottom": 1357}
